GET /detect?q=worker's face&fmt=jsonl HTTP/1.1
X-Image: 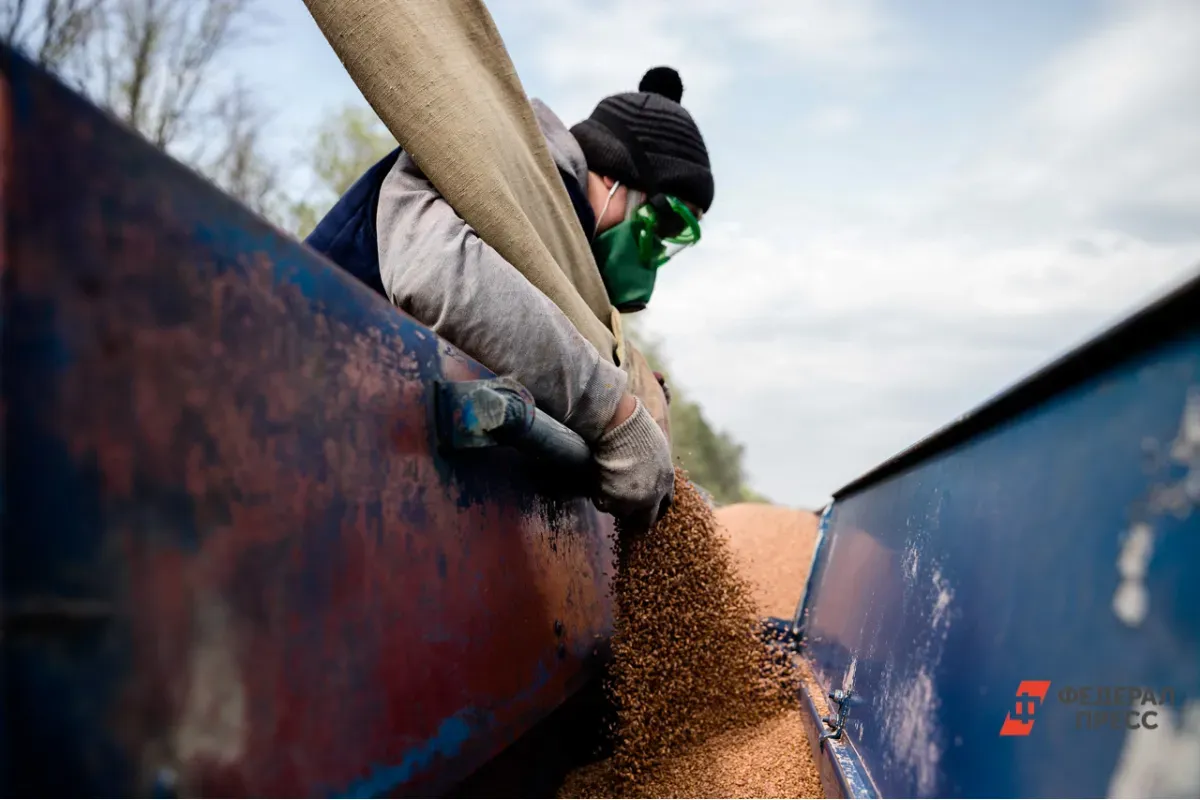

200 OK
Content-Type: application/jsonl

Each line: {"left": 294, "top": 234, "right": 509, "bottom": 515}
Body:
{"left": 588, "top": 174, "right": 631, "bottom": 235}
{"left": 589, "top": 178, "right": 704, "bottom": 311}
{"left": 588, "top": 174, "right": 704, "bottom": 235}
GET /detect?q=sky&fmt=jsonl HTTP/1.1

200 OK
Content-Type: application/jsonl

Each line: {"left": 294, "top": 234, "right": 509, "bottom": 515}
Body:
{"left": 233, "top": 0, "right": 1200, "bottom": 509}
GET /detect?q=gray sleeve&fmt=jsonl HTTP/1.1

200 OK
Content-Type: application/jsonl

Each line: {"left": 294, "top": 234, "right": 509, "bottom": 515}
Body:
{"left": 376, "top": 152, "right": 627, "bottom": 444}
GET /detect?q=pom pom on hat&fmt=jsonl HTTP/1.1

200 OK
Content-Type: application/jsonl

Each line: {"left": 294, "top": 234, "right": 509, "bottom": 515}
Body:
{"left": 571, "top": 65, "right": 713, "bottom": 211}
{"left": 638, "top": 66, "right": 683, "bottom": 103}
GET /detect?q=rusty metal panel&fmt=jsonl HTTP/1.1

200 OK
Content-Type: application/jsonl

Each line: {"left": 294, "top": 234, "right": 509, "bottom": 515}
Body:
{"left": 0, "top": 47, "right": 615, "bottom": 797}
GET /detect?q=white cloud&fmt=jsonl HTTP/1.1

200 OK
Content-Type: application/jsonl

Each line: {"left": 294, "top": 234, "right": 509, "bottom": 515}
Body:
{"left": 504, "top": 0, "right": 904, "bottom": 120}
{"left": 641, "top": 226, "right": 1198, "bottom": 505}
{"left": 803, "top": 107, "right": 859, "bottom": 135}
{"left": 714, "top": 0, "right": 906, "bottom": 71}
{"left": 521, "top": 0, "right": 731, "bottom": 121}
{"left": 627, "top": 0, "right": 1200, "bottom": 506}
{"left": 921, "top": 0, "right": 1200, "bottom": 245}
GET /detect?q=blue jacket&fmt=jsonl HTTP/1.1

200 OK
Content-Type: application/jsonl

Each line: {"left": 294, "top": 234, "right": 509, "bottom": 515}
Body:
{"left": 299, "top": 98, "right": 631, "bottom": 448}
{"left": 305, "top": 151, "right": 595, "bottom": 298}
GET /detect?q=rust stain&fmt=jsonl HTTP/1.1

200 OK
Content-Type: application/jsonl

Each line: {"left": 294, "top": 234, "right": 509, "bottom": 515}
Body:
{"left": 5, "top": 53, "right": 618, "bottom": 797}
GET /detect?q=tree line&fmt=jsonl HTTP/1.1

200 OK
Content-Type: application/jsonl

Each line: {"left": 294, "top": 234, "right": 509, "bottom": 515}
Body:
{"left": 3, "top": 0, "right": 771, "bottom": 506}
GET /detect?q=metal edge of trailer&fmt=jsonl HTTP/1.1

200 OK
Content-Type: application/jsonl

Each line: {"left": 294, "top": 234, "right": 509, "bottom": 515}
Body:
{"left": 764, "top": 609, "right": 876, "bottom": 798}
{"left": 786, "top": 265, "right": 1200, "bottom": 798}
{"left": 793, "top": 654, "right": 879, "bottom": 799}
{"left": 760, "top": 508, "right": 876, "bottom": 800}
{"left": 793, "top": 503, "right": 833, "bottom": 638}
{"left": 830, "top": 263, "right": 1200, "bottom": 502}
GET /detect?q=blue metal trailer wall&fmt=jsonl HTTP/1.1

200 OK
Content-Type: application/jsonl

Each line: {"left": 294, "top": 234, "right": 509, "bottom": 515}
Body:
{"left": 0, "top": 47, "right": 617, "bottom": 797}
{"left": 795, "top": 272, "right": 1200, "bottom": 798}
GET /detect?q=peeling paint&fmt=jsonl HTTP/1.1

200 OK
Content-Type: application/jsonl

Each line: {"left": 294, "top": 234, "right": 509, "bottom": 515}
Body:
{"left": 1168, "top": 387, "right": 1200, "bottom": 466}
{"left": 931, "top": 568, "right": 953, "bottom": 630}
{"left": 1147, "top": 386, "right": 1200, "bottom": 517}
{"left": 1112, "top": 580, "right": 1150, "bottom": 627}
{"left": 1114, "top": 387, "right": 1200, "bottom": 627}
{"left": 844, "top": 656, "right": 858, "bottom": 692}
{"left": 1170, "top": 387, "right": 1200, "bottom": 510}
{"left": 903, "top": 546, "right": 920, "bottom": 584}
{"left": 172, "top": 595, "right": 246, "bottom": 766}
{"left": 0, "top": 50, "right": 619, "bottom": 797}
{"left": 1117, "top": 523, "right": 1155, "bottom": 579}
{"left": 884, "top": 666, "right": 941, "bottom": 797}
{"left": 1107, "top": 700, "right": 1200, "bottom": 798}
{"left": 873, "top": 558, "right": 953, "bottom": 796}
{"left": 1113, "top": 523, "right": 1154, "bottom": 627}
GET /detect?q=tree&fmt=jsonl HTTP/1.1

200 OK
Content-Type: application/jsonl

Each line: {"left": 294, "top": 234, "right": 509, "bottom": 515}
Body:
{"left": 1, "top": 0, "right": 106, "bottom": 72}
{"left": 204, "top": 80, "right": 280, "bottom": 218}
{"left": 625, "top": 322, "right": 770, "bottom": 506}
{"left": 2, "top": 0, "right": 284, "bottom": 218}
{"left": 288, "top": 104, "right": 397, "bottom": 238}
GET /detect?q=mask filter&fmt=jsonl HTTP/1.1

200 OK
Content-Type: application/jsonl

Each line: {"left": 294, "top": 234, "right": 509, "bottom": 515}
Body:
{"left": 591, "top": 183, "right": 701, "bottom": 312}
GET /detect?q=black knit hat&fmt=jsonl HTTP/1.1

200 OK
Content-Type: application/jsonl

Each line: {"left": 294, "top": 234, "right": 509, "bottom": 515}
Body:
{"left": 571, "top": 67, "right": 714, "bottom": 212}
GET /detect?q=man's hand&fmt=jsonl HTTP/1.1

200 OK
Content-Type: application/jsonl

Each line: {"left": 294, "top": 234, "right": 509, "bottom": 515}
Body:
{"left": 593, "top": 394, "right": 675, "bottom": 531}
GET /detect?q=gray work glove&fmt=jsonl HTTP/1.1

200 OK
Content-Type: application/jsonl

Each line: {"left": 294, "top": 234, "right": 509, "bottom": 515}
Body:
{"left": 593, "top": 397, "right": 675, "bottom": 531}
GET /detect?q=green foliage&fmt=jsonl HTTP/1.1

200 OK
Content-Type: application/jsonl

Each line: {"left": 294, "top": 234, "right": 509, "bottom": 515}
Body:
{"left": 625, "top": 321, "right": 770, "bottom": 506}
{"left": 289, "top": 104, "right": 397, "bottom": 238}
{"left": 311, "top": 106, "right": 398, "bottom": 196}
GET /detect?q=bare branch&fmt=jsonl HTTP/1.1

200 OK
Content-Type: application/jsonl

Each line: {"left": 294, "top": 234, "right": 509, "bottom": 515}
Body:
{"left": 5, "top": 0, "right": 284, "bottom": 224}
{"left": 151, "top": 0, "right": 248, "bottom": 148}
{"left": 203, "top": 79, "right": 281, "bottom": 217}
{"left": 89, "top": 0, "right": 252, "bottom": 150}
{"left": 1, "top": 0, "right": 27, "bottom": 42}
{"left": 118, "top": 0, "right": 161, "bottom": 134}
{"left": 1, "top": 0, "right": 31, "bottom": 42}
{"left": 3, "top": 0, "right": 108, "bottom": 72}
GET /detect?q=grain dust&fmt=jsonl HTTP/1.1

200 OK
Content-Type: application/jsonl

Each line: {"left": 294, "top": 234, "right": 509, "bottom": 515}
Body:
{"left": 560, "top": 470, "right": 823, "bottom": 798}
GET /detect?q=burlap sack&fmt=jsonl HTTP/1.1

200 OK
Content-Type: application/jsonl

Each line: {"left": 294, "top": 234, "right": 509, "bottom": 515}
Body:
{"left": 301, "top": 0, "right": 621, "bottom": 364}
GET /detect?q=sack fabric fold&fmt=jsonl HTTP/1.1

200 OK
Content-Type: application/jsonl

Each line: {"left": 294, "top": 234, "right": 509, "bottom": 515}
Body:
{"left": 301, "top": 0, "right": 625, "bottom": 364}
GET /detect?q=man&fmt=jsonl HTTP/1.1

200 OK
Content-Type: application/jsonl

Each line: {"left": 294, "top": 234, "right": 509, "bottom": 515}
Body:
{"left": 306, "top": 66, "right": 713, "bottom": 530}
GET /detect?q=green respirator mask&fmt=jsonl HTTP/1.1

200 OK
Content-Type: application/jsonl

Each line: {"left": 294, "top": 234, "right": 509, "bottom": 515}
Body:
{"left": 591, "top": 186, "right": 702, "bottom": 312}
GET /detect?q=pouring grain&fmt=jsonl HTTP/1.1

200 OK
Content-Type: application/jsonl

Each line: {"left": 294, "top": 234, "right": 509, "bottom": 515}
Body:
{"left": 561, "top": 469, "right": 818, "bottom": 797}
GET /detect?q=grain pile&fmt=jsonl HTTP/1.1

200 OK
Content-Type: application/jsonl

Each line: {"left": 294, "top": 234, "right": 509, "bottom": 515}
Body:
{"left": 615, "top": 708, "right": 821, "bottom": 798}
{"left": 559, "top": 470, "right": 823, "bottom": 798}
{"left": 716, "top": 503, "right": 820, "bottom": 619}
